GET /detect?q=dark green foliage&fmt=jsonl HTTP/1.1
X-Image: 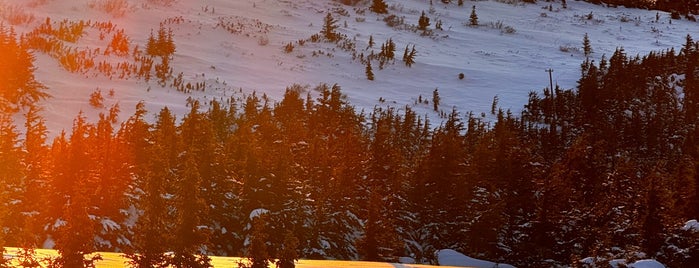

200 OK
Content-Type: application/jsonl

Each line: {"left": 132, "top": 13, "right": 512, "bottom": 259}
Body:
{"left": 247, "top": 216, "right": 270, "bottom": 268}
{"left": 0, "top": 24, "right": 48, "bottom": 113}
{"left": 145, "top": 26, "right": 175, "bottom": 58}
{"left": 469, "top": 5, "right": 478, "bottom": 26}
{"left": 276, "top": 231, "right": 299, "bottom": 268}
{"left": 583, "top": 33, "right": 592, "bottom": 57}
{"left": 418, "top": 11, "right": 430, "bottom": 31}
{"left": 403, "top": 44, "right": 417, "bottom": 67}
{"left": 370, "top": 0, "right": 388, "bottom": 14}
{"left": 586, "top": 0, "right": 698, "bottom": 15}
{"left": 432, "top": 88, "right": 440, "bottom": 111}
{"left": 366, "top": 60, "right": 374, "bottom": 80}
{"left": 321, "top": 13, "right": 338, "bottom": 41}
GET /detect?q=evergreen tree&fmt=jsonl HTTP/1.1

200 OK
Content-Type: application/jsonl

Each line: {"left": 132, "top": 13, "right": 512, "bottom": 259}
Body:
{"left": 583, "top": 33, "right": 592, "bottom": 57}
{"left": 0, "top": 24, "right": 48, "bottom": 113}
{"left": 246, "top": 216, "right": 270, "bottom": 268}
{"left": 49, "top": 113, "right": 102, "bottom": 267}
{"left": 0, "top": 113, "right": 21, "bottom": 266}
{"left": 366, "top": 60, "right": 374, "bottom": 81}
{"left": 18, "top": 104, "right": 51, "bottom": 247}
{"left": 276, "top": 231, "right": 299, "bottom": 268}
{"left": 370, "top": 0, "right": 388, "bottom": 14}
{"left": 321, "top": 13, "right": 339, "bottom": 42}
{"left": 403, "top": 45, "right": 417, "bottom": 67}
{"left": 418, "top": 11, "right": 430, "bottom": 31}
{"left": 367, "top": 35, "right": 374, "bottom": 49}
{"left": 126, "top": 106, "right": 173, "bottom": 268}
{"left": 168, "top": 101, "right": 212, "bottom": 268}
{"left": 470, "top": 6, "right": 479, "bottom": 26}
{"left": 432, "top": 88, "right": 440, "bottom": 111}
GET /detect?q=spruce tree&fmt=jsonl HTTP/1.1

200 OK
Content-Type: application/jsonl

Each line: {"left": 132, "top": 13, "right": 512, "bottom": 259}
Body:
{"left": 432, "top": 88, "right": 440, "bottom": 111}
{"left": 404, "top": 45, "right": 417, "bottom": 67}
{"left": 418, "top": 11, "right": 430, "bottom": 31}
{"left": 49, "top": 113, "right": 102, "bottom": 268}
{"left": 276, "top": 231, "right": 299, "bottom": 268}
{"left": 370, "top": 0, "right": 388, "bottom": 14}
{"left": 19, "top": 104, "right": 50, "bottom": 247}
{"left": 168, "top": 102, "right": 212, "bottom": 268}
{"left": 583, "top": 33, "right": 592, "bottom": 57}
{"left": 126, "top": 106, "right": 173, "bottom": 268}
{"left": 386, "top": 38, "right": 396, "bottom": 60}
{"left": 0, "top": 24, "right": 48, "bottom": 113}
{"left": 321, "top": 13, "right": 339, "bottom": 42}
{"left": 469, "top": 6, "right": 479, "bottom": 26}
{"left": 248, "top": 216, "right": 270, "bottom": 268}
{"left": 367, "top": 34, "right": 374, "bottom": 49}
{"left": 366, "top": 60, "right": 374, "bottom": 81}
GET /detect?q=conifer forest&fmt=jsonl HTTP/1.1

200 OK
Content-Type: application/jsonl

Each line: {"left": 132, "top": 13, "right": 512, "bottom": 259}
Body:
{"left": 3, "top": 0, "right": 699, "bottom": 267}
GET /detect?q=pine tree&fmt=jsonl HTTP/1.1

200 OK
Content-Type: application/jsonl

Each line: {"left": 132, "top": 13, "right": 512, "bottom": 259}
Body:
{"left": 386, "top": 38, "right": 396, "bottom": 60}
{"left": 366, "top": 60, "right": 374, "bottom": 81}
{"left": 19, "top": 104, "right": 50, "bottom": 247}
{"left": 126, "top": 106, "right": 173, "bottom": 268}
{"left": 404, "top": 45, "right": 417, "bottom": 67}
{"left": 418, "top": 11, "right": 430, "bottom": 31}
{"left": 168, "top": 102, "right": 212, "bottom": 268}
{"left": 370, "top": 0, "right": 388, "bottom": 14}
{"left": 583, "top": 33, "right": 592, "bottom": 57}
{"left": 321, "top": 13, "right": 338, "bottom": 42}
{"left": 276, "top": 231, "right": 299, "bottom": 268}
{"left": 469, "top": 5, "right": 479, "bottom": 26}
{"left": 49, "top": 113, "right": 102, "bottom": 268}
{"left": 0, "top": 113, "right": 21, "bottom": 267}
{"left": 367, "top": 35, "right": 374, "bottom": 49}
{"left": 247, "top": 216, "right": 270, "bottom": 268}
{"left": 432, "top": 88, "right": 440, "bottom": 111}
{"left": 0, "top": 24, "right": 48, "bottom": 113}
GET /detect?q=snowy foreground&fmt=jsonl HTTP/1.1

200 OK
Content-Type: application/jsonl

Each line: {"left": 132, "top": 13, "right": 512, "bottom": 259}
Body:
{"left": 2, "top": 247, "right": 668, "bottom": 267}
{"left": 3, "top": 247, "right": 507, "bottom": 268}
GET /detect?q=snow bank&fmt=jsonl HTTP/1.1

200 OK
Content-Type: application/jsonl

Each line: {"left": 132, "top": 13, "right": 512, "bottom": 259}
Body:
{"left": 628, "top": 259, "right": 666, "bottom": 268}
{"left": 580, "top": 257, "right": 665, "bottom": 268}
{"left": 682, "top": 219, "right": 699, "bottom": 232}
{"left": 437, "top": 249, "right": 516, "bottom": 268}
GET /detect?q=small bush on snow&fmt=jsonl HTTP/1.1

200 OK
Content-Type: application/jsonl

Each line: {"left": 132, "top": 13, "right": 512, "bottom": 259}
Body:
{"left": 0, "top": 4, "right": 35, "bottom": 25}
{"left": 88, "top": 0, "right": 132, "bottom": 18}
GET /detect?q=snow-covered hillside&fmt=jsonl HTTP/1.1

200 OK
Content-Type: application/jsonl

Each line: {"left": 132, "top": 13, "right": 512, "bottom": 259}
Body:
{"left": 2, "top": 0, "right": 697, "bottom": 136}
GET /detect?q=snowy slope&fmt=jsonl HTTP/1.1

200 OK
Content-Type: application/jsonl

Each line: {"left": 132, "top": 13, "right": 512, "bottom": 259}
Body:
{"left": 2, "top": 0, "right": 698, "bottom": 135}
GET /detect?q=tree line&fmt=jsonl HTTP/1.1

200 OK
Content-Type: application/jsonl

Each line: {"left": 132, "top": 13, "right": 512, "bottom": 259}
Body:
{"left": 4, "top": 22, "right": 699, "bottom": 268}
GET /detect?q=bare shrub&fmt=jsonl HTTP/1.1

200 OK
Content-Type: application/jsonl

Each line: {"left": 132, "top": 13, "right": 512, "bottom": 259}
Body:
{"left": 89, "top": 89, "right": 105, "bottom": 108}
{"left": 88, "top": 0, "right": 132, "bottom": 18}
{"left": 27, "top": 0, "right": 50, "bottom": 8}
{"left": 0, "top": 4, "right": 35, "bottom": 25}
{"left": 257, "top": 35, "right": 269, "bottom": 46}
{"left": 559, "top": 44, "right": 581, "bottom": 53}
{"left": 147, "top": 0, "right": 176, "bottom": 6}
